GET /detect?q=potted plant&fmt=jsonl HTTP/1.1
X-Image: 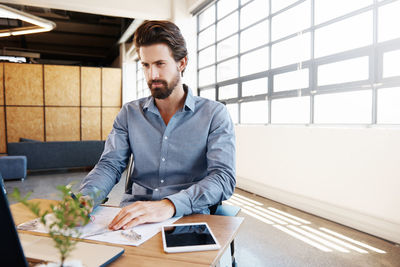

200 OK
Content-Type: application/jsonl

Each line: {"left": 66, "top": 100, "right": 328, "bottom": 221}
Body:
{"left": 12, "top": 184, "right": 93, "bottom": 267}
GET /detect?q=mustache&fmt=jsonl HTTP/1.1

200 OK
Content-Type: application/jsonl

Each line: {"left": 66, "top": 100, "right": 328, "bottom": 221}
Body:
{"left": 149, "top": 79, "right": 168, "bottom": 87}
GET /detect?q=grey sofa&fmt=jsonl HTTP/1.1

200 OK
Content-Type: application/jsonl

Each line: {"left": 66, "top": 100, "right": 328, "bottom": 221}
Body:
{"left": 7, "top": 140, "right": 105, "bottom": 171}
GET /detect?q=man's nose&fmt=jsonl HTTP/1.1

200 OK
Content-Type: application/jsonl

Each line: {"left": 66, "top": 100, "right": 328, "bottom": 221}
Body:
{"left": 150, "top": 65, "right": 159, "bottom": 79}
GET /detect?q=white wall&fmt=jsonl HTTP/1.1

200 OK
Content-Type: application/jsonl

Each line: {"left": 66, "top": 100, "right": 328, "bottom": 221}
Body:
{"left": 235, "top": 125, "right": 400, "bottom": 244}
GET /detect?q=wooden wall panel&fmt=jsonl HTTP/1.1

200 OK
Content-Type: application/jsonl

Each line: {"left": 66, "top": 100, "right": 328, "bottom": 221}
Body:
{"left": 46, "top": 107, "right": 80, "bottom": 141}
{"left": 102, "top": 68, "right": 121, "bottom": 107}
{"left": 81, "top": 107, "right": 101, "bottom": 140}
{"left": 102, "top": 107, "right": 120, "bottom": 140}
{"left": 45, "top": 65, "right": 79, "bottom": 106}
{"left": 6, "top": 107, "right": 44, "bottom": 142}
{"left": 0, "top": 63, "right": 3, "bottom": 105}
{"left": 81, "top": 67, "right": 101, "bottom": 106}
{"left": 4, "top": 63, "right": 43, "bottom": 106}
{"left": 0, "top": 107, "right": 5, "bottom": 153}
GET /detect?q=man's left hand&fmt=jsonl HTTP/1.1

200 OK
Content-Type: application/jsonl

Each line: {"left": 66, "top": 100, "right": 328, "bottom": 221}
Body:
{"left": 108, "top": 199, "right": 176, "bottom": 230}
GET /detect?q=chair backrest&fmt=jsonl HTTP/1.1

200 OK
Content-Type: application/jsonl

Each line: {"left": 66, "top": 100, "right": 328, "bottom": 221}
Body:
{"left": 124, "top": 154, "right": 134, "bottom": 192}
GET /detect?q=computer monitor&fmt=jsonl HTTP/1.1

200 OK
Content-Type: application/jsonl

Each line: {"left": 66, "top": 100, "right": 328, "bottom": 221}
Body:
{"left": 0, "top": 187, "right": 29, "bottom": 267}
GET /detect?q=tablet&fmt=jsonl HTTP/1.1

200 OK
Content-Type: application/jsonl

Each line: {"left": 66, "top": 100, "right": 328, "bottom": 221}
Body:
{"left": 161, "top": 222, "right": 221, "bottom": 253}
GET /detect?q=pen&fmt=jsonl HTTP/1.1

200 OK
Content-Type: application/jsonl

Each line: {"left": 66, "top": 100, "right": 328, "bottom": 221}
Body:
{"left": 70, "top": 192, "right": 93, "bottom": 221}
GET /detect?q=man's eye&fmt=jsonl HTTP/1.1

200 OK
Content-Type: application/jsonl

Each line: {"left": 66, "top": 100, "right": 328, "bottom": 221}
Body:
{"left": 157, "top": 62, "right": 165, "bottom": 66}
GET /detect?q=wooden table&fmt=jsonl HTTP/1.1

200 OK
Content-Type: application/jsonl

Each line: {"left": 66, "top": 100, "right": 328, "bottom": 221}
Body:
{"left": 11, "top": 199, "right": 244, "bottom": 267}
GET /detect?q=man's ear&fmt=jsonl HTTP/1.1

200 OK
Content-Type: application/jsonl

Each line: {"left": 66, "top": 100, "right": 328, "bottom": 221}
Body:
{"left": 178, "top": 56, "right": 188, "bottom": 73}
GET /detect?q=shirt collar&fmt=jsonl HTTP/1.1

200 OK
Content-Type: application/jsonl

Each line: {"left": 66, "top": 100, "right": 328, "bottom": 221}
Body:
{"left": 183, "top": 84, "right": 195, "bottom": 112}
{"left": 142, "top": 84, "right": 196, "bottom": 113}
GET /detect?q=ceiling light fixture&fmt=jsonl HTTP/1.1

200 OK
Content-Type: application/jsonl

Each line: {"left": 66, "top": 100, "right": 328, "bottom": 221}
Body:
{"left": 0, "top": 4, "right": 56, "bottom": 37}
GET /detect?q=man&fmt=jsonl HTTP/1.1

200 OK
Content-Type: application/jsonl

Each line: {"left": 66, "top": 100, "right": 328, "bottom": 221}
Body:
{"left": 79, "top": 20, "right": 235, "bottom": 231}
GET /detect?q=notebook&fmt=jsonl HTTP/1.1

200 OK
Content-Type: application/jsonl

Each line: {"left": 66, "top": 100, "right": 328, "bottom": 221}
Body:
{"left": 0, "top": 188, "right": 124, "bottom": 267}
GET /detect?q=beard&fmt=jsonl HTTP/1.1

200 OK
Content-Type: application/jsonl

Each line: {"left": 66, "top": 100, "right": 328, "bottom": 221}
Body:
{"left": 148, "top": 70, "right": 180, "bottom": 99}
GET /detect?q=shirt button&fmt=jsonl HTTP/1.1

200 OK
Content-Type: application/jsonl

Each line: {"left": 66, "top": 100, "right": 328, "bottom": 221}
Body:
{"left": 162, "top": 158, "right": 165, "bottom": 162}
{"left": 161, "top": 180, "right": 164, "bottom": 183}
{"left": 155, "top": 188, "right": 159, "bottom": 192}
{"left": 164, "top": 136, "right": 168, "bottom": 140}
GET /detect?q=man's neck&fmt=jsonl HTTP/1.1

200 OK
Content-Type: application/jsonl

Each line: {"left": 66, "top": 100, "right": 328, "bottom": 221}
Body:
{"left": 155, "top": 83, "right": 187, "bottom": 124}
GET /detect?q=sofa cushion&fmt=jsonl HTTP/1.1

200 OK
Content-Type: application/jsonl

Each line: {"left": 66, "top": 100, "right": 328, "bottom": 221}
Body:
{"left": 0, "top": 156, "right": 27, "bottom": 180}
{"left": 7, "top": 141, "right": 105, "bottom": 170}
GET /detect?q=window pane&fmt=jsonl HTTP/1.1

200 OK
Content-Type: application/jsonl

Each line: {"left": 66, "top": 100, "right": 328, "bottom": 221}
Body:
{"left": 217, "top": 58, "right": 238, "bottom": 82}
{"left": 217, "top": 11, "right": 238, "bottom": 41}
{"left": 199, "top": 4, "right": 215, "bottom": 31}
{"left": 240, "top": 20, "right": 269, "bottom": 52}
{"left": 271, "top": 96, "right": 310, "bottom": 123}
{"left": 198, "top": 45, "right": 215, "bottom": 68}
{"left": 198, "top": 26, "right": 215, "bottom": 49}
{"left": 377, "top": 87, "right": 400, "bottom": 124}
{"left": 240, "top": 0, "right": 269, "bottom": 29}
{"left": 226, "top": 103, "right": 239, "bottom": 124}
{"left": 199, "top": 66, "right": 215, "bottom": 87}
{"left": 271, "top": 0, "right": 298, "bottom": 13}
{"left": 241, "top": 100, "right": 269, "bottom": 123}
{"left": 274, "top": 68, "right": 309, "bottom": 92}
{"left": 217, "top": 35, "right": 238, "bottom": 61}
{"left": 240, "top": 47, "right": 269, "bottom": 76}
{"left": 218, "top": 0, "right": 238, "bottom": 19}
{"left": 242, "top": 77, "right": 268, "bottom": 97}
{"left": 383, "top": 49, "right": 400, "bottom": 78}
{"left": 315, "top": 11, "right": 372, "bottom": 58}
{"left": 200, "top": 87, "right": 216, "bottom": 100}
{"left": 271, "top": 33, "right": 310, "bottom": 69}
{"left": 241, "top": 0, "right": 252, "bottom": 5}
{"left": 219, "top": 84, "right": 238, "bottom": 100}
{"left": 378, "top": 0, "right": 400, "bottom": 42}
{"left": 271, "top": 0, "right": 310, "bottom": 41}
{"left": 315, "top": 0, "right": 372, "bottom": 25}
{"left": 314, "top": 90, "right": 372, "bottom": 124}
{"left": 318, "top": 57, "right": 369, "bottom": 86}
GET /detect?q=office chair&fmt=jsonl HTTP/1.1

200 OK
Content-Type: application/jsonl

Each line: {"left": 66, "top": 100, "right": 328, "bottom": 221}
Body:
{"left": 0, "top": 172, "right": 6, "bottom": 195}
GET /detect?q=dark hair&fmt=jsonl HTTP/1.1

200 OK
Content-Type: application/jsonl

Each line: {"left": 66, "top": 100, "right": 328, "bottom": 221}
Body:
{"left": 134, "top": 20, "right": 188, "bottom": 74}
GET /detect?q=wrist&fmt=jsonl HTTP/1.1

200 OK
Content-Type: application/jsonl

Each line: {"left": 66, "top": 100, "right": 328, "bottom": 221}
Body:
{"left": 162, "top": 199, "right": 176, "bottom": 217}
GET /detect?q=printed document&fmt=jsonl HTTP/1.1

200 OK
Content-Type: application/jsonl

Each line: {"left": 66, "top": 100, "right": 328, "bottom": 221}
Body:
{"left": 18, "top": 206, "right": 180, "bottom": 246}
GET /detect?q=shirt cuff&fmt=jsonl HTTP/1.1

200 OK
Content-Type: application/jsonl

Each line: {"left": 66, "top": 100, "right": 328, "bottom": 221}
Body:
{"left": 165, "top": 191, "right": 192, "bottom": 217}
{"left": 79, "top": 187, "right": 104, "bottom": 208}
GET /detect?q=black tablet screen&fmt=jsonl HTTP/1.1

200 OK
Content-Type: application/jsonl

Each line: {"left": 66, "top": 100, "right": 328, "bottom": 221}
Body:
{"left": 164, "top": 224, "right": 217, "bottom": 247}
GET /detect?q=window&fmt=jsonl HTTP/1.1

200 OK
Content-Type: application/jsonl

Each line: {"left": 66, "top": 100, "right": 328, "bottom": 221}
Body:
{"left": 271, "top": 0, "right": 310, "bottom": 41}
{"left": 195, "top": 0, "right": 400, "bottom": 125}
{"left": 377, "top": 87, "right": 400, "bottom": 124}
{"left": 226, "top": 103, "right": 239, "bottom": 124}
{"left": 240, "top": 46, "right": 269, "bottom": 76}
{"left": 242, "top": 77, "right": 268, "bottom": 97}
{"left": 271, "top": 96, "right": 310, "bottom": 124}
{"left": 274, "top": 68, "right": 308, "bottom": 92}
{"left": 314, "top": 91, "right": 372, "bottom": 124}
{"left": 315, "top": 11, "right": 372, "bottom": 58}
{"left": 318, "top": 57, "right": 369, "bottom": 86}
{"left": 315, "top": 0, "right": 372, "bottom": 25}
{"left": 378, "top": 0, "right": 400, "bottom": 42}
{"left": 199, "top": 87, "right": 216, "bottom": 100}
{"left": 383, "top": 49, "right": 400, "bottom": 78}
{"left": 241, "top": 100, "right": 269, "bottom": 124}
{"left": 271, "top": 33, "right": 310, "bottom": 69}
{"left": 219, "top": 84, "right": 238, "bottom": 100}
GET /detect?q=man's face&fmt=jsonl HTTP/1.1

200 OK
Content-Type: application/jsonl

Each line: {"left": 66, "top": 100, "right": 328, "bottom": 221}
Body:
{"left": 139, "top": 43, "right": 182, "bottom": 99}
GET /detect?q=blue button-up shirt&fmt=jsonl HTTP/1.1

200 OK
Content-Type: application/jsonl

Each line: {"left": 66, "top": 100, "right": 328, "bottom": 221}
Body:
{"left": 79, "top": 86, "right": 235, "bottom": 216}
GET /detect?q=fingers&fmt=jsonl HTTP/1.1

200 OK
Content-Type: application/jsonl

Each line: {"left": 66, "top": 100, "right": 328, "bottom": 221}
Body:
{"left": 123, "top": 216, "right": 145, "bottom": 229}
{"left": 109, "top": 203, "right": 144, "bottom": 230}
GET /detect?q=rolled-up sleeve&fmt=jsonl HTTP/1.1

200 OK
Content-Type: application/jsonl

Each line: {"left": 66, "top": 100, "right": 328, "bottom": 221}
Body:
{"left": 166, "top": 104, "right": 236, "bottom": 216}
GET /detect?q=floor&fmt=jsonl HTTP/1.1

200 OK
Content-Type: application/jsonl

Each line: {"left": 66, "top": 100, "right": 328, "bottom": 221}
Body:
{"left": 4, "top": 170, "right": 400, "bottom": 267}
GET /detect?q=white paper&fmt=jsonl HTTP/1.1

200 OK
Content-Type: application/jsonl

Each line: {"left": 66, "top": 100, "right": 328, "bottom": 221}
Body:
{"left": 18, "top": 206, "right": 180, "bottom": 246}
